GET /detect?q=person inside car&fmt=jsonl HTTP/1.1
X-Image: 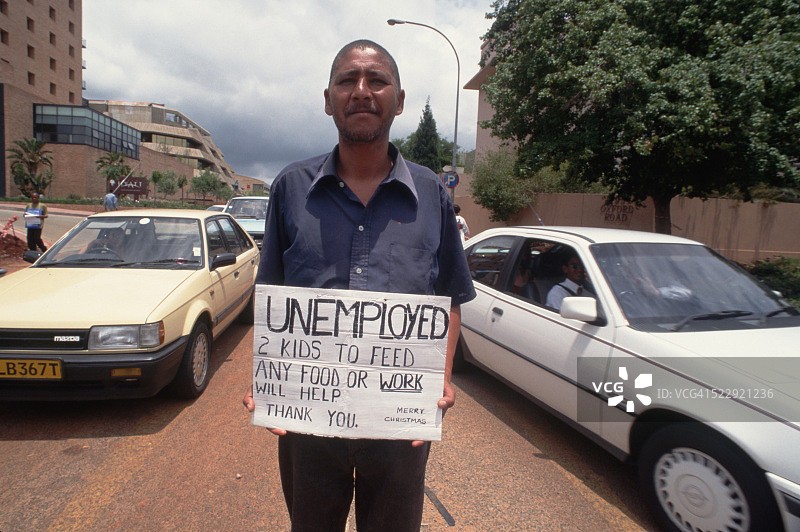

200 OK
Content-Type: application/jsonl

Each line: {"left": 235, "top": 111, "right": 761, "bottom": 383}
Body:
{"left": 546, "top": 251, "right": 595, "bottom": 311}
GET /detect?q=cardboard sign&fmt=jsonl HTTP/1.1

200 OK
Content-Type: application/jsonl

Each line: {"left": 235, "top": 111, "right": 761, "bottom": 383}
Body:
{"left": 252, "top": 285, "right": 451, "bottom": 441}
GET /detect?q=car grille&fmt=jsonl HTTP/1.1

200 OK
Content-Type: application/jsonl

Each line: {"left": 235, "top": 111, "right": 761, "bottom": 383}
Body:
{"left": 0, "top": 329, "right": 89, "bottom": 350}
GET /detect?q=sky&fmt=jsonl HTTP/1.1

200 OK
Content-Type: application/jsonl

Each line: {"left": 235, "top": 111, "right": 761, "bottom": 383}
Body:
{"left": 82, "top": 0, "right": 494, "bottom": 183}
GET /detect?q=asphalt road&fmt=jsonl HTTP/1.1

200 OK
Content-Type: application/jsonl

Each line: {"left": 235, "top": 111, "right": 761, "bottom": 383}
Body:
{"left": 0, "top": 320, "right": 658, "bottom": 531}
{"left": 0, "top": 207, "right": 86, "bottom": 247}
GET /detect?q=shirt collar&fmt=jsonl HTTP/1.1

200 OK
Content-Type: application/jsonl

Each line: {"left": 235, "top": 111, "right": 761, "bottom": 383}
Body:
{"left": 562, "top": 278, "right": 582, "bottom": 291}
{"left": 308, "top": 143, "right": 419, "bottom": 205}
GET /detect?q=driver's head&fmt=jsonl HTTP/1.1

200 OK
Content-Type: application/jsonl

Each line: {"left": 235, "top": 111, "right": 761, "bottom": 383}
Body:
{"left": 106, "top": 228, "right": 124, "bottom": 245}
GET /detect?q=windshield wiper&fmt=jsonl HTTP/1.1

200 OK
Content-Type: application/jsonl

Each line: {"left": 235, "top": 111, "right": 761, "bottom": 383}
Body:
{"left": 111, "top": 258, "right": 201, "bottom": 268}
{"left": 671, "top": 310, "right": 753, "bottom": 331}
{"left": 45, "top": 257, "right": 125, "bottom": 266}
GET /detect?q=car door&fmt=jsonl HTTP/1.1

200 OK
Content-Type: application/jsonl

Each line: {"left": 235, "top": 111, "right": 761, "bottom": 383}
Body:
{"left": 205, "top": 217, "right": 251, "bottom": 331}
{"left": 463, "top": 231, "right": 613, "bottom": 436}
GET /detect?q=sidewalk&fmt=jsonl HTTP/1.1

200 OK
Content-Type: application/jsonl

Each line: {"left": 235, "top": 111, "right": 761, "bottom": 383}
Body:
{"left": 0, "top": 202, "right": 99, "bottom": 217}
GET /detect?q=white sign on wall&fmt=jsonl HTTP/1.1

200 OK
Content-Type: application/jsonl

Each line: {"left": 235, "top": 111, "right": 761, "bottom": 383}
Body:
{"left": 251, "top": 285, "right": 451, "bottom": 441}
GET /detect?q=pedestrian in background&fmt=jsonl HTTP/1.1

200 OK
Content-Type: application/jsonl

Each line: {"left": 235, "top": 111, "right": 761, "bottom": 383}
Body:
{"left": 242, "top": 39, "right": 475, "bottom": 531}
{"left": 24, "top": 192, "right": 48, "bottom": 252}
{"left": 454, "top": 204, "right": 470, "bottom": 245}
{"left": 103, "top": 190, "right": 118, "bottom": 211}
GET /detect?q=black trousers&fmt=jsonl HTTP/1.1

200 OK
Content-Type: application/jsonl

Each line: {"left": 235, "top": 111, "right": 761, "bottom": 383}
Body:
{"left": 278, "top": 432, "right": 431, "bottom": 532}
{"left": 26, "top": 227, "right": 46, "bottom": 252}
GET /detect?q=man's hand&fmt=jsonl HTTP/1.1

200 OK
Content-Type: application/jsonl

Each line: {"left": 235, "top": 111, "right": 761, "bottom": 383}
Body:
{"left": 242, "top": 384, "right": 287, "bottom": 437}
{"left": 411, "top": 380, "right": 456, "bottom": 447}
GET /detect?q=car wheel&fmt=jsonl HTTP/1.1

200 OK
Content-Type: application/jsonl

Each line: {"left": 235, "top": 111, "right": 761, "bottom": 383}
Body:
{"left": 170, "top": 321, "right": 211, "bottom": 399}
{"left": 638, "top": 423, "right": 781, "bottom": 532}
{"left": 451, "top": 336, "right": 469, "bottom": 373}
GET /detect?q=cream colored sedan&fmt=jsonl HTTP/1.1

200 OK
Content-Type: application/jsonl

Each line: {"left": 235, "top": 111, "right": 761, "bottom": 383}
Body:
{"left": 0, "top": 209, "right": 258, "bottom": 400}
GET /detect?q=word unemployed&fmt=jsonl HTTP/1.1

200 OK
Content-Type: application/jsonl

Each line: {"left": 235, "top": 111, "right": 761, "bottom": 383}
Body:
{"left": 264, "top": 295, "right": 450, "bottom": 340}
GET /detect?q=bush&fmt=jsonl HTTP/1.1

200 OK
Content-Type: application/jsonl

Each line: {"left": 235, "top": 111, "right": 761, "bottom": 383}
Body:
{"left": 746, "top": 257, "right": 800, "bottom": 307}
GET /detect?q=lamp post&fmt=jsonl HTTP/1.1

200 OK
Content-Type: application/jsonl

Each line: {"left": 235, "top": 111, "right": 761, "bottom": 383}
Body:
{"left": 388, "top": 18, "right": 460, "bottom": 198}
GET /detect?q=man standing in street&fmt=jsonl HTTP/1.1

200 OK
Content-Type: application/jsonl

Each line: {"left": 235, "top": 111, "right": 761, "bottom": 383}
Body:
{"left": 243, "top": 40, "right": 475, "bottom": 531}
{"left": 24, "top": 192, "right": 48, "bottom": 252}
{"left": 103, "top": 190, "right": 118, "bottom": 211}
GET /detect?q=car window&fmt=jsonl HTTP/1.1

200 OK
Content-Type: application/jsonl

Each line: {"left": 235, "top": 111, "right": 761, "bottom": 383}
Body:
{"left": 205, "top": 220, "right": 228, "bottom": 259}
{"left": 466, "top": 236, "right": 517, "bottom": 288}
{"left": 225, "top": 198, "right": 269, "bottom": 220}
{"left": 36, "top": 216, "right": 203, "bottom": 269}
{"left": 217, "top": 217, "right": 245, "bottom": 255}
{"left": 507, "top": 239, "right": 596, "bottom": 311}
{"left": 591, "top": 242, "right": 799, "bottom": 331}
{"left": 228, "top": 218, "right": 254, "bottom": 252}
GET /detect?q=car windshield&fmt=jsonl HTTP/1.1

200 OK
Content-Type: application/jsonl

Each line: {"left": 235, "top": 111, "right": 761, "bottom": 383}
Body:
{"left": 591, "top": 242, "right": 799, "bottom": 331}
{"left": 35, "top": 216, "right": 204, "bottom": 269}
{"left": 225, "top": 198, "right": 268, "bottom": 220}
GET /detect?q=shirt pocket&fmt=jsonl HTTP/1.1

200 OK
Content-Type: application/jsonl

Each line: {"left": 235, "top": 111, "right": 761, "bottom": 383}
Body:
{"left": 388, "top": 243, "right": 435, "bottom": 294}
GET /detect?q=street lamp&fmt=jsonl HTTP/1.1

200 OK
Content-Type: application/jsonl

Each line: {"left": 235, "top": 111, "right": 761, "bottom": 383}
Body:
{"left": 388, "top": 18, "right": 460, "bottom": 197}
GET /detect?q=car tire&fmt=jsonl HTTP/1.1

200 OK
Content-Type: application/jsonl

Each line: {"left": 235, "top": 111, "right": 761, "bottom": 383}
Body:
{"left": 169, "top": 321, "right": 211, "bottom": 399}
{"left": 452, "top": 336, "right": 469, "bottom": 373}
{"left": 638, "top": 423, "right": 781, "bottom": 532}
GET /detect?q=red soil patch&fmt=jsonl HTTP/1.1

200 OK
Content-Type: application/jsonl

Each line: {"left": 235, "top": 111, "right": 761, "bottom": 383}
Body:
{"left": 0, "top": 235, "right": 29, "bottom": 275}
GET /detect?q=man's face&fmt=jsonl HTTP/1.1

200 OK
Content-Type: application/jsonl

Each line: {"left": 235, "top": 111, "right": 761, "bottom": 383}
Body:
{"left": 324, "top": 47, "right": 405, "bottom": 144}
{"left": 31, "top": 193, "right": 39, "bottom": 203}
{"left": 564, "top": 257, "right": 586, "bottom": 284}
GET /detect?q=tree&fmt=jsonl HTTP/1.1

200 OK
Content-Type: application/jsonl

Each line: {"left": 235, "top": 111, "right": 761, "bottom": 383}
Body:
{"left": 190, "top": 170, "right": 231, "bottom": 201}
{"left": 95, "top": 152, "right": 131, "bottom": 191}
{"left": 471, "top": 150, "right": 536, "bottom": 221}
{"left": 410, "top": 99, "right": 442, "bottom": 173}
{"left": 392, "top": 100, "right": 459, "bottom": 173}
{"left": 177, "top": 175, "right": 188, "bottom": 203}
{"left": 156, "top": 170, "right": 178, "bottom": 198}
{"left": 482, "top": 0, "right": 800, "bottom": 233}
{"left": 6, "top": 138, "right": 55, "bottom": 197}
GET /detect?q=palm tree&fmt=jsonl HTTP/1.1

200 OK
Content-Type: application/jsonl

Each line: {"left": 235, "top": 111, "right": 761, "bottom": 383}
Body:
{"left": 95, "top": 152, "right": 130, "bottom": 191}
{"left": 6, "top": 138, "right": 54, "bottom": 197}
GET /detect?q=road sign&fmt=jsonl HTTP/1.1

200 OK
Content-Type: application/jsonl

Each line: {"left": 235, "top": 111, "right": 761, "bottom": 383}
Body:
{"left": 443, "top": 171, "right": 459, "bottom": 189}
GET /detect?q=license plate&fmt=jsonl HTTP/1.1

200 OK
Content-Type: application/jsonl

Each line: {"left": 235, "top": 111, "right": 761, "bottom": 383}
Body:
{"left": 0, "top": 359, "right": 62, "bottom": 379}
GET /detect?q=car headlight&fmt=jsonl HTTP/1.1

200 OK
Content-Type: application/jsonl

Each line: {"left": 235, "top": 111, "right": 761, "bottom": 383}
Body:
{"left": 88, "top": 322, "right": 165, "bottom": 350}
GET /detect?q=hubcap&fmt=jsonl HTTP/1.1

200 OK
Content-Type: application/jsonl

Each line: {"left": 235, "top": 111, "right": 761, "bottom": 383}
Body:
{"left": 191, "top": 332, "right": 209, "bottom": 387}
{"left": 653, "top": 447, "right": 749, "bottom": 531}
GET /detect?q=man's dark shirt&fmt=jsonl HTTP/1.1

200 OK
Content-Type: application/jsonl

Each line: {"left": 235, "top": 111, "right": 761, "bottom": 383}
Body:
{"left": 257, "top": 144, "right": 475, "bottom": 307}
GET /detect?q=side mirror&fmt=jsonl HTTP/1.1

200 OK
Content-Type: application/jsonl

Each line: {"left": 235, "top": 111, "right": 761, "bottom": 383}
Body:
{"left": 0, "top": 268, "right": 6, "bottom": 277}
{"left": 560, "top": 297, "right": 599, "bottom": 323}
{"left": 23, "top": 250, "right": 43, "bottom": 264}
{"left": 211, "top": 253, "right": 237, "bottom": 270}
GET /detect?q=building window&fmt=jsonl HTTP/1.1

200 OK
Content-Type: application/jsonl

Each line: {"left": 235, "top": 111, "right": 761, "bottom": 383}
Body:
{"left": 49, "top": 83, "right": 56, "bottom": 95}
{"left": 1, "top": 29, "right": 8, "bottom": 45}
{"left": 50, "top": 57, "right": 56, "bottom": 70}
{"left": 68, "top": 68, "right": 74, "bottom": 80}
{"left": 34, "top": 104, "right": 141, "bottom": 159}
{"left": 68, "top": 92, "right": 75, "bottom": 103}
{"left": 28, "top": 72, "right": 35, "bottom": 85}
{"left": 68, "top": 44, "right": 74, "bottom": 57}
{"left": 68, "top": 21, "right": 74, "bottom": 34}
{"left": 49, "top": 7, "right": 55, "bottom": 20}
{"left": 49, "top": 32, "right": 55, "bottom": 45}
{"left": 0, "top": 2, "right": 7, "bottom": 15}
{"left": 27, "top": 17, "right": 34, "bottom": 31}
{"left": 27, "top": 45, "right": 35, "bottom": 58}
{"left": 69, "top": 0, "right": 74, "bottom": 10}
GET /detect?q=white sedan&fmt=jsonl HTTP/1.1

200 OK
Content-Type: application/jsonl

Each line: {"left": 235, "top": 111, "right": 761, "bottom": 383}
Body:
{"left": 458, "top": 226, "right": 800, "bottom": 532}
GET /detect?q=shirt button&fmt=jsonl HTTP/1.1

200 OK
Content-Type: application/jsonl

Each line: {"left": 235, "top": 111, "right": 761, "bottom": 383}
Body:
{"left": 356, "top": 267, "right": 363, "bottom": 274}
{"left": 339, "top": 181, "right": 345, "bottom": 188}
{"left": 358, "top": 225, "right": 364, "bottom": 232}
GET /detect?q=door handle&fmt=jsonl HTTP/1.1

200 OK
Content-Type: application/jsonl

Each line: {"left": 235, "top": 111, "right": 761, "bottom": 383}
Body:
{"left": 491, "top": 307, "right": 503, "bottom": 322}
{"left": 234, "top": 271, "right": 240, "bottom": 279}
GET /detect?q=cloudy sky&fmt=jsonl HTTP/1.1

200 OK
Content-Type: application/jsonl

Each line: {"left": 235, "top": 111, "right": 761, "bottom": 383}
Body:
{"left": 82, "top": 0, "right": 494, "bottom": 183}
